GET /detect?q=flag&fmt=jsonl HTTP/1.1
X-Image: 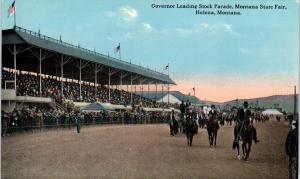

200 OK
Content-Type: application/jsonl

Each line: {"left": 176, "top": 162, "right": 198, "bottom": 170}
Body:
{"left": 8, "top": 1, "right": 16, "bottom": 17}
{"left": 114, "top": 43, "right": 120, "bottom": 54}
{"left": 164, "top": 64, "right": 169, "bottom": 70}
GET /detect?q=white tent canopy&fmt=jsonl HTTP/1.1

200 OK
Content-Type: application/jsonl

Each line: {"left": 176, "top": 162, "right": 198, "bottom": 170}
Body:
{"left": 262, "top": 109, "right": 283, "bottom": 115}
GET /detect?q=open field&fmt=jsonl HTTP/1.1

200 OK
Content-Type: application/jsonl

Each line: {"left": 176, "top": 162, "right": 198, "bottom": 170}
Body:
{"left": 2, "top": 121, "right": 289, "bottom": 178}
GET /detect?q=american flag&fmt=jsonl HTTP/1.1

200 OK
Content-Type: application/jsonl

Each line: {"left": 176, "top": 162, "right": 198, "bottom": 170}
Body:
{"left": 164, "top": 64, "right": 169, "bottom": 70}
{"left": 114, "top": 43, "right": 120, "bottom": 54}
{"left": 8, "top": 1, "right": 16, "bottom": 17}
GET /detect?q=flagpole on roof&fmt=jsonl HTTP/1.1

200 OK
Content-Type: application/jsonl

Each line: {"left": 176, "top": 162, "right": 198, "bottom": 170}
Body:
{"left": 114, "top": 43, "right": 121, "bottom": 61}
{"left": 119, "top": 43, "right": 121, "bottom": 61}
{"left": 167, "top": 63, "right": 170, "bottom": 105}
{"left": 8, "top": 0, "right": 16, "bottom": 27}
{"left": 14, "top": 0, "right": 16, "bottom": 27}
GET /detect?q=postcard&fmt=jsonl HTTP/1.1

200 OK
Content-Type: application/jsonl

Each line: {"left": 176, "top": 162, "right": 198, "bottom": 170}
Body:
{"left": 1, "top": 0, "right": 299, "bottom": 178}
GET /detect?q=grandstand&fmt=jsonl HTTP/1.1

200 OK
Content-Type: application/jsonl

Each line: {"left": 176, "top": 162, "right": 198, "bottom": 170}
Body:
{"left": 1, "top": 26, "right": 179, "bottom": 132}
{"left": 2, "top": 26, "right": 175, "bottom": 106}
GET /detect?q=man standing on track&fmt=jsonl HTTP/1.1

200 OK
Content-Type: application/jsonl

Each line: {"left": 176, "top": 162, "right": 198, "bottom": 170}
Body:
{"left": 285, "top": 119, "right": 298, "bottom": 179}
{"left": 75, "top": 111, "right": 81, "bottom": 133}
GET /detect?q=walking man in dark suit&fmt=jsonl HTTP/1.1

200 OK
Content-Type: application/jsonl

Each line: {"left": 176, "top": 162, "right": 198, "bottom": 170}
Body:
{"left": 285, "top": 119, "right": 298, "bottom": 179}
{"left": 75, "top": 112, "right": 81, "bottom": 133}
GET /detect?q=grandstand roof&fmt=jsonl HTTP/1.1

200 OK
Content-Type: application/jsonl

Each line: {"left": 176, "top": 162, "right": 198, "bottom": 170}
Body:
{"left": 2, "top": 26, "right": 175, "bottom": 85}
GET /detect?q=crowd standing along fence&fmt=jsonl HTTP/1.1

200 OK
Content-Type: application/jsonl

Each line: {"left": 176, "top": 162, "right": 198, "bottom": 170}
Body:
{"left": 1, "top": 113, "right": 168, "bottom": 134}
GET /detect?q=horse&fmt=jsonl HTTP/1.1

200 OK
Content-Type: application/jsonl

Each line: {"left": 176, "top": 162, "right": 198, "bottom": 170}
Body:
{"left": 226, "top": 113, "right": 233, "bottom": 126}
{"left": 185, "top": 118, "right": 198, "bottom": 146}
{"left": 233, "top": 122, "right": 253, "bottom": 160}
{"left": 206, "top": 118, "right": 219, "bottom": 147}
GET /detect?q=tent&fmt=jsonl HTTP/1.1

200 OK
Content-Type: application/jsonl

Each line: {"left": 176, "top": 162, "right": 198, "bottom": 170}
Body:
{"left": 262, "top": 109, "right": 283, "bottom": 115}
{"left": 81, "top": 102, "right": 132, "bottom": 112}
{"left": 142, "top": 107, "right": 180, "bottom": 113}
{"left": 81, "top": 102, "right": 107, "bottom": 112}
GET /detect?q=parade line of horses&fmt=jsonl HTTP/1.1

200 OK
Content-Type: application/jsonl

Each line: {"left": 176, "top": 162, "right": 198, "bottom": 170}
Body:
{"left": 168, "top": 101, "right": 269, "bottom": 161}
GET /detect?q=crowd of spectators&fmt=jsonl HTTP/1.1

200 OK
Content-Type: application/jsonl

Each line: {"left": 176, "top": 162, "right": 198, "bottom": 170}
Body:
{"left": 1, "top": 105, "right": 171, "bottom": 134}
{"left": 2, "top": 68, "right": 171, "bottom": 108}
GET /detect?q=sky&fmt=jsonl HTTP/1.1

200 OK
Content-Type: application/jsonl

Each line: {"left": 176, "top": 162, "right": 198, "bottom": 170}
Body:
{"left": 2, "top": 0, "right": 299, "bottom": 102}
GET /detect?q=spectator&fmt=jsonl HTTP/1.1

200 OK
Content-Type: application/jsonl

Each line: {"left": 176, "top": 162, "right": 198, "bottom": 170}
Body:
{"left": 285, "top": 119, "right": 298, "bottom": 179}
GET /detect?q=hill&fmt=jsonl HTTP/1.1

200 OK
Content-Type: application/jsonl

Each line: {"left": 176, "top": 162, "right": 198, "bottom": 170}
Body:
{"left": 217, "top": 94, "right": 298, "bottom": 113}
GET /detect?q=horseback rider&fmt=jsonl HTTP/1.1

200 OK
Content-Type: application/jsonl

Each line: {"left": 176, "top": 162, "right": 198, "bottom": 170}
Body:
{"left": 233, "top": 101, "right": 260, "bottom": 146}
{"left": 208, "top": 105, "right": 218, "bottom": 122}
{"left": 185, "top": 100, "right": 191, "bottom": 112}
{"left": 180, "top": 101, "right": 185, "bottom": 117}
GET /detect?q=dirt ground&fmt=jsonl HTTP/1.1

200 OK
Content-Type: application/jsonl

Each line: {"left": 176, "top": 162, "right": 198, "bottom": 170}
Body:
{"left": 2, "top": 121, "right": 290, "bottom": 179}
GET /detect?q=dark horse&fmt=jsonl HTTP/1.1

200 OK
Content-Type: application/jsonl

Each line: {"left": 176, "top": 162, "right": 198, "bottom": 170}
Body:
{"left": 233, "top": 123, "right": 253, "bottom": 160}
{"left": 185, "top": 118, "right": 197, "bottom": 146}
{"left": 207, "top": 119, "right": 219, "bottom": 147}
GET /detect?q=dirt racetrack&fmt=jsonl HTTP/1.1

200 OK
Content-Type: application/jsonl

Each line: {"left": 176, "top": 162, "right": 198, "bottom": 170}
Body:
{"left": 2, "top": 121, "right": 290, "bottom": 178}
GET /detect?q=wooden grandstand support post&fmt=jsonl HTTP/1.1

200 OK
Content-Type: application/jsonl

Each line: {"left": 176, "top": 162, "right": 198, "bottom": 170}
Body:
{"left": 61, "top": 55, "right": 63, "bottom": 96}
{"left": 79, "top": 59, "right": 82, "bottom": 100}
{"left": 39, "top": 48, "right": 42, "bottom": 96}
{"left": 60, "top": 55, "right": 71, "bottom": 97}
{"left": 130, "top": 74, "right": 133, "bottom": 105}
{"left": 94, "top": 64, "right": 103, "bottom": 101}
{"left": 8, "top": 44, "right": 34, "bottom": 93}
{"left": 108, "top": 68, "right": 111, "bottom": 102}
{"left": 75, "top": 59, "right": 90, "bottom": 101}
{"left": 130, "top": 75, "right": 138, "bottom": 105}
{"left": 95, "top": 65, "right": 97, "bottom": 99}
{"left": 120, "top": 73, "right": 124, "bottom": 101}
{"left": 13, "top": 44, "right": 17, "bottom": 91}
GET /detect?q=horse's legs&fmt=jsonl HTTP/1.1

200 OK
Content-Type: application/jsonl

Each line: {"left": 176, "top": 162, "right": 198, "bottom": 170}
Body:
{"left": 242, "top": 142, "right": 246, "bottom": 158}
{"left": 187, "top": 135, "right": 189, "bottom": 146}
{"left": 245, "top": 142, "right": 252, "bottom": 161}
{"left": 190, "top": 135, "right": 193, "bottom": 146}
{"left": 214, "top": 132, "right": 217, "bottom": 146}
{"left": 208, "top": 133, "right": 211, "bottom": 146}
{"left": 236, "top": 142, "right": 241, "bottom": 160}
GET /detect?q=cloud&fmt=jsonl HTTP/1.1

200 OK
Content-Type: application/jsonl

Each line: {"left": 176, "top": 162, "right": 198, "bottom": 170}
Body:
{"left": 222, "top": 24, "right": 233, "bottom": 32}
{"left": 175, "top": 23, "right": 235, "bottom": 36}
{"left": 119, "top": 5, "right": 138, "bottom": 22}
{"left": 142, "top": 23, "right": 153, "bottom": 32}
{"left": 123, "top": 32, "right": 134, "bottom": 39}
{"left": 123, "top": 23, "right": 153, "bottom": 39}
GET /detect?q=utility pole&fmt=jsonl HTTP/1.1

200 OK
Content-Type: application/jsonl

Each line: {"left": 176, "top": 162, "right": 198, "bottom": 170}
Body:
{"left": 294, "top": 85, "right": 297, "bottom": 120}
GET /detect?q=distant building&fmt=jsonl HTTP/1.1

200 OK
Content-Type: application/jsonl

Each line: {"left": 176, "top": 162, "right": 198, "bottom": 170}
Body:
{"left": 135, "top": 91, "right": 205, "bottom": 106}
